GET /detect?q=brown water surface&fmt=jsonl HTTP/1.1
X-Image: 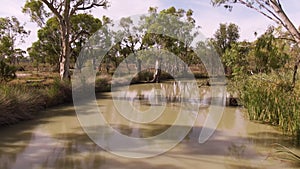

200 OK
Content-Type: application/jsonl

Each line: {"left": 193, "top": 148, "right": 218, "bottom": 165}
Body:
{"left": 0, "top": 82, "right": 299, "bottom": 169}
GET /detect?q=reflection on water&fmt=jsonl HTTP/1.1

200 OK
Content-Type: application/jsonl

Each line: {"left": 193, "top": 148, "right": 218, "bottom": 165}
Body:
{"left": 0, "top": 81, "right": 299, "bottom": 169}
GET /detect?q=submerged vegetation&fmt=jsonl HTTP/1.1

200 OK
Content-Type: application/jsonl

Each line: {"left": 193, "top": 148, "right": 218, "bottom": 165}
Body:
{"left": 270, "top": 143, "right": 300, "bottom": 164}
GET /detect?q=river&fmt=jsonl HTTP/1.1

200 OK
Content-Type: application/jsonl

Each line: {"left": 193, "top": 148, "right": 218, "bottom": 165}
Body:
{"left": 0, "top": 81, "right": 299, "bottom": 169}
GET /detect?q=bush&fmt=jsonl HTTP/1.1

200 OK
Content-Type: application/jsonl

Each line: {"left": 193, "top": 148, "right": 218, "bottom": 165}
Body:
{"left": 44, "top": 79, "right": 72, "bottom": 107}
{"left": 0, "top": 60, "right": 17, "bottom": 83}
{"left": 95, "top": 77, "right": 111, "bottom": 92}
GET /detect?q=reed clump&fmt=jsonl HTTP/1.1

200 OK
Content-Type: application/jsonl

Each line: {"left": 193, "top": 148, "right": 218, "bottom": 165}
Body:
{"left": 238, "top": 73, "right": 300, "bottom": 143}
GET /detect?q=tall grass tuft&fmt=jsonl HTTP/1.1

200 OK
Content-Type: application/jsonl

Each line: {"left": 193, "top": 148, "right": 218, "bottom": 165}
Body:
{"left": 44, "top": 78, "right": 72, "bottom": 107}
{"left": 0, "top": 79, "right": 72, "bottom": 126}
{"left": 238, "top": 73, "right": 300, "bottom": 143}
{"left": 0, "top": 85, "right": 44, "bottom": 125}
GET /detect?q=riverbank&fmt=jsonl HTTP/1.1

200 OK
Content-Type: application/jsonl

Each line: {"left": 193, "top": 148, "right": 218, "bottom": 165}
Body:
{"left": 0, "top": 89, "right": 299, "bottom": 168}
{"left": 1, "top": 71, "right": 299, "bottom": 147}
{"left": 0, "top": 69, "right": 210, "bottom": 126}
{"left": 0, "top": 79, "right": 71, "bottom": 126}
{"left": 230, "top": 73, "right": 300, "bottom": 145}
{"left": 0, "top": 74, "right": 112, "bottom": 126}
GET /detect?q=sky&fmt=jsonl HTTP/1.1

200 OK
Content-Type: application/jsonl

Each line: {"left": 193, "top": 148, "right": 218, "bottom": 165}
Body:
{"left": 0, "top": 0, "right": 299, "bottom": 52}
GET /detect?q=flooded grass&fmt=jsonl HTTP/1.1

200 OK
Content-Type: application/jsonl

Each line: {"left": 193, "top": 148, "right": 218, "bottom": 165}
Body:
{"left": 273, "top": 143, "right": 300, "bottom": 161}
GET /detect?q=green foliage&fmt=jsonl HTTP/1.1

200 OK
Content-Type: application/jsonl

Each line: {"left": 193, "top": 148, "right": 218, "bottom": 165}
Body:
{"left": 0, "top": 78, "right": 73, "bottom": 125}
{"left": 210, "top": 23, "right": 240, "bottom": 75}
{"left": 211, "top": 23, "right": 240, "bottom": 57}
{"left": 28, "top": 14, "right": 103, "bottom": 68}
{"left": 238, "top": 73, "right": 300, "bottom": 142}
{"left": 223, "top": 41, "right": 251, "bottom": 76}
{"left": 103, "top": 7, "right": 200, "bottom": 78}
{"left": 22, "top": 0, "right": 50, "bottom": 27}
{"left": 0, "top": 16, "right": 29, "bottom": 64}
{"left": 222, "top": 27, "right": 290, "bottom": 77}
{"left": 0, "top": 60, "right": 17, "bottom": 82}
{"left": 253, "top": 30, "right": 290, "bottom": 73}
{"left": 45, "top": 78, "right": 72, "bottom": 106}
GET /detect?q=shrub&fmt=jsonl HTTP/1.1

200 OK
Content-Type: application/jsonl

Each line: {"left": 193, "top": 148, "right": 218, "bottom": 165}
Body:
{"left": 95, "top": 76, "right": 111, "bottom": 92}
{"left": 44, "top": 78, "right": 72, "bottom": 107}
{"left": 0, "top": 60, "right": 17, "bottom": 83}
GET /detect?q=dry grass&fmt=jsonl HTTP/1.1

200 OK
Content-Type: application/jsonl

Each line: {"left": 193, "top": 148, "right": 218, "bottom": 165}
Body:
{"left": 0, "top": 77, "right": 72, "bottom": 126}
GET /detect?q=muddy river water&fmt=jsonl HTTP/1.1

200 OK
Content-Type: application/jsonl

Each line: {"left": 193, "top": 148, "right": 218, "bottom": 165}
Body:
{"left": 0, "top": 81, "right": 299, "bottom": 169}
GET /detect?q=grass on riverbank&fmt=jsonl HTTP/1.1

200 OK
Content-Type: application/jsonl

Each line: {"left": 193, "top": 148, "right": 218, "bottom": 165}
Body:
{"left": 236, "top": 73, "right": 300, "bottom": 144}
{"left": 0, "top": 79, "right": 71, "bottom": 126}
{"left": 0, "top": 73, "right": 115, "bottom": 126}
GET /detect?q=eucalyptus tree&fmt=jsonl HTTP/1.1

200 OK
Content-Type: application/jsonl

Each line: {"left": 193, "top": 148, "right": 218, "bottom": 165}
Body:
{"left": 139, "top": 7, "right": 199, "bottom": 80}
{"left": 28, "top": 14, "right": 103, "bottom": 72}
{"left": 115, "top": 17, "right": 144, "bottom": 73}
{"left": 210, "top": 23, "right": 240, "bottom": 75}
{"left": 211, "top": 0, "right": 300, "bottom": 86}
{"left": 0, "top": 16, "right": 29, "bottom": 64}
{"left": 211, "top": 23, "right": 240, "bottom": 57}
{"left": 28, "top": 17, "right": 60, "bottom": 69}
{"left": 253, "top": 27, "right": 290, "bottom": 73}
{"left": 23, "top": 0, "right": 109, "bottom": 80}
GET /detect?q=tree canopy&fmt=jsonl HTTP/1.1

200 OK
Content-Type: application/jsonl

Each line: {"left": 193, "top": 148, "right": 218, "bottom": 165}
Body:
{"left": 0, "top": 16, "right": 29, "bottom": 64}
{"left": 23, "top": 0, "right": 109, "bottom": 80}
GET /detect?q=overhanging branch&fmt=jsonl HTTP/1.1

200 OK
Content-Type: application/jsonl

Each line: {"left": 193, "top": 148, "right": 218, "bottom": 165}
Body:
{"left": 76, "top": 1, "right": 107, "bottom": 11}
{"left": 238, "top": 0, "right": 281, "bottom": 25}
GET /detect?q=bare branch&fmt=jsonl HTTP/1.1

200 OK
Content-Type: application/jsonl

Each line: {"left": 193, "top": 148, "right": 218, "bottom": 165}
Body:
{"left": 238, "top": 0, "right": 280, "bottom": 24}
{"left": 70, "top": 0, "right": 84, "bottom": 15}
{"left": 41, "top": 0, "right": 62, "bottom": 21}
{"left": 77, "top": 0, "right": 108, "bottom": 11}
{"left": 276, "top": 36, "right": 297, "bottom": 43}
{"left": 70, "top": 30, "right": 90, "bottom": 44}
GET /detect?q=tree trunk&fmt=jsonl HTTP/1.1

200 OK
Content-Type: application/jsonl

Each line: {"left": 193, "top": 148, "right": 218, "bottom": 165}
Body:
{"left": 59, "top": 2, "right": 71, "bottom": 81}
{"left": 59, "top": 26, "right": 71, "bottom": 81}
{"left": 292, "top": 55, "right": 300, "bottom": 87}
{"left": 150, "top": 58, "right": 161, "bottom": 83}
{"left": 270, "top": 1, "right": 300, "bottom": 87}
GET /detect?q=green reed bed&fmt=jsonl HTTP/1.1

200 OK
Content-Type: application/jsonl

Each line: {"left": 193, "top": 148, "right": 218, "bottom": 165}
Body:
{"left": 239, "top": 73, "right": 300, "bottom": 143}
